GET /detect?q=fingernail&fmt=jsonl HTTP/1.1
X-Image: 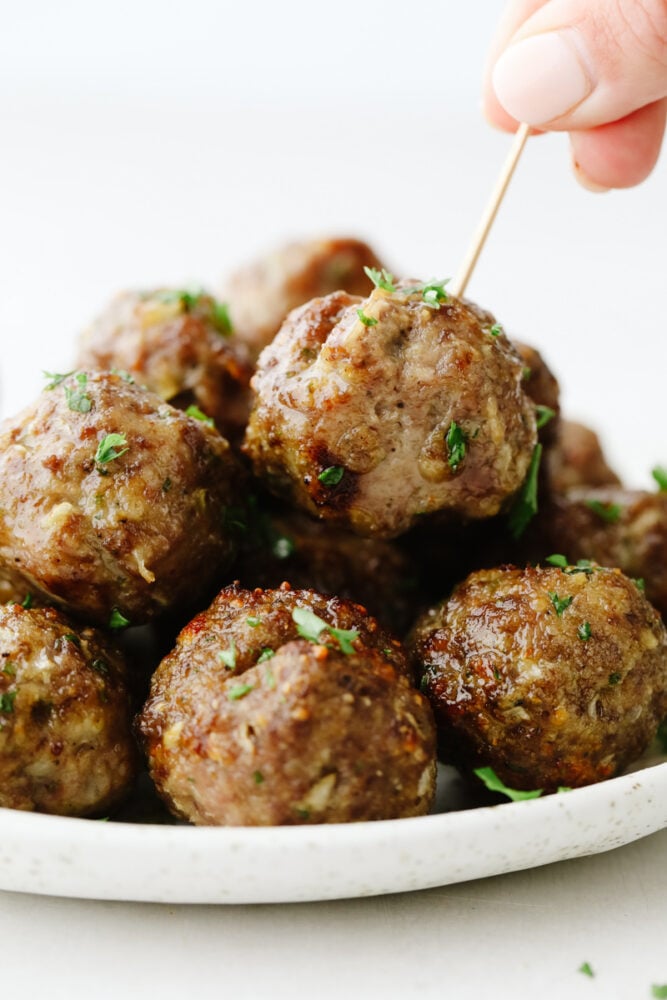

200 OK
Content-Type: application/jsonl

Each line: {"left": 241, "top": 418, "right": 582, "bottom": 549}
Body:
{"left": 492, "top": 31, "right": 593, "bottom": 126}
{"left": 572, "top": 160, "right": 610, "bottom": 193}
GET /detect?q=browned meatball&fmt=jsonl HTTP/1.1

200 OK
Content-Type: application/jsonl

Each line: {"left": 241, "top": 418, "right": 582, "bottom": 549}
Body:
{"left": 409, "top": 564, "right": 667, "bottom": 792}
{"left": 0, "top": 603, "right": 136, "bottom": 814}
{"left": 0, "top": 371, "right": 241, "bottom": 626}
{"left": 76, "top": 289, "right": 253, "bottom": 446}
{"left": 138, "top": 597, "right": 436, "bottom": 824}
{"left": 223, "top": 236, "right": 386, "bottom": 359}
{"left": 533, "top": 488, "right": 667, "bottom": 617}
{"left": 513, "top": 341, "right": 560, "bottom": 446}
{"left": 544, "top": 420, "right": 622, "bottom": 493}
{"left": 234, "top": 501, "right": 423, "bottom": 634}
{"left": 244, "top": 288, "right": 537, "bottom": 538}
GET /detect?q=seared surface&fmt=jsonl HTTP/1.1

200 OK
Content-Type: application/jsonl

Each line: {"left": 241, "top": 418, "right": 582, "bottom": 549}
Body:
{"left": 0, "top": 372, "right": 240, "bottom": 625}
{"left": 223, "top": 236, "right": 385, "bottom": 359}
{"left": 0, "top": 604, "right": 136, "bottom": 814}
{"left": 545, "top": 420, "right": 622, "bottom": 493}
{"left": 138, "top": 634, "right": 436, "bottom": 826}
{"left": 536, "top": 488, "right": 667, "bottom": 616}
{"left": 409, "top": 564, "right": 667, "bottom": 791}
{"left": 244, "top": 289, "right": 537, "bottom": 537}
{"left": 76, "top": 289, "right": 253, "bottom": 446}
{"left": 513, "top": 340, "right": 560, "bottom": 446}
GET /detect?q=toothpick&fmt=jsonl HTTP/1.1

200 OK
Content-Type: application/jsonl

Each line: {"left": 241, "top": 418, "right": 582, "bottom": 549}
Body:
{"left": 449, "top": 122, "right": 530, "bottom": 300}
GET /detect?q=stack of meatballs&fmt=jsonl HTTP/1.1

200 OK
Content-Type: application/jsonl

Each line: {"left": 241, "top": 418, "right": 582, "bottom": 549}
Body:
{"left": 1, "top": 235, "right": 666, "bottom": 826}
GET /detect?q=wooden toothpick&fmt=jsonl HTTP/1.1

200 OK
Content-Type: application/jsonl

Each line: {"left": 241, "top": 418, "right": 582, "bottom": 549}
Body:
{"left": 449, "top": 122, "right": 530, "bottom": 300}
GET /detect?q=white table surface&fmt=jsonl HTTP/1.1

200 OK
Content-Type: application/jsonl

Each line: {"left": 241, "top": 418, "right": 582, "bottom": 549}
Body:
{"left": 2, "top": 4, "right": 667, "bottom": 994}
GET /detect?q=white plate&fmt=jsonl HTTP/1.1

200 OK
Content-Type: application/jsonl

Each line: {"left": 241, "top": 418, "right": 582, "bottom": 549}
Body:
{"left": 1, "top": 751, "right": 666, "bottom": 904}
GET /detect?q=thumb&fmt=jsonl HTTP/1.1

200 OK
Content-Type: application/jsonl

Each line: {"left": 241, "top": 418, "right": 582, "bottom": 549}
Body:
{"left": 491, "top": 0, "right": 667, "bottom": 129}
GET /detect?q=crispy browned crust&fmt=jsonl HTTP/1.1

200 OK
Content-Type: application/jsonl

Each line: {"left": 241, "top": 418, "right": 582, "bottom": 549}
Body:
{"left": 243, "top": 289, "right": 537, "bottom": 538}
{"left": 544, "top": 421, "right": 622, "bottom": 493}
{"left": 0, "top": 372, "right": 241, "bottom": 625}
{"left": 223, "top": 236, "right": 386, "bottom": 359}
{"left": 76, "top": 290, "right": 253, "bottom": 447}
{"left": 0, "top": 604, "right": 137, "bottom": 814}
{"left": 409, "top": 564, "right": 667, "bottom": 791}
{"left": 138, "top": 626, "right": 436, "bottom": 825}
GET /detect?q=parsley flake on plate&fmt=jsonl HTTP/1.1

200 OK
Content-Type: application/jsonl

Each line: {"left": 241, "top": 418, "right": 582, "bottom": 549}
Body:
{"left": 474, "top": 766, "right": 542, "bottom": 802}
{"left": 578, "top": 962, "right": 594, "bottom": 978}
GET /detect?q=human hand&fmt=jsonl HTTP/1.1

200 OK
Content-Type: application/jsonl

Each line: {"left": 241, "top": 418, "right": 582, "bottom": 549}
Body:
{"left": 484, "top": 0, "right": 667, "bottom": 190}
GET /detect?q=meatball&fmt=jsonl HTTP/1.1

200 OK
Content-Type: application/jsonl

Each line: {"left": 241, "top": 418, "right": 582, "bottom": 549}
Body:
{"left": 409, "top": 564, "right": 667, "bottom": 791}
{"left": 243, "top": 287, "right": 537, "bottom": 538}
{"left": 513, "top": 341, "right": 560, "bottom": 446}
{"left": 0, "top": 603, "right": 136, "bottom": 814}
{"left": 234, "top": 500, "right": 423, "bottom": 634}
{"left": 138, "top": 590, "right": 436, "bottom": 824}
{"left": 76, "top": 289, "right": 253, "bottom": 446}
{"left": 544, "top": 420, "right": 621, "bottom": 493}
{"left": 0, "top": 371, "right": 240, "bottom": 626}
{"left": 533, "top": 488, "right": 667, "bottom": 617}
{"left": 223, "top": 236, "right": 386, "bottom": 359}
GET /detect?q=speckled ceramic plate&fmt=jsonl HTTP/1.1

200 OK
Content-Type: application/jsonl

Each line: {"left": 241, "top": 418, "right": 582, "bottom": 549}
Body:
{"left": 1, "top": 749, "right": 665, "bottom": 904}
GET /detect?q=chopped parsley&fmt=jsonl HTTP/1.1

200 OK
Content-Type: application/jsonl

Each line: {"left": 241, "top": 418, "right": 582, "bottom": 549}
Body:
{"left": 2, "top": 662, "right": 16, "bottom": 676}
{"left": 0, "top": 691, "right": 16, "bottom": 713}
{"left": 652, "top": 466, "right": 667, "bottom": 491}
{"left": 546, "top": 554, "right": 568, "bottom": 568}
{"left": 111, "top": 368, "right": 135, "bottom": 383}
{"left": 227, "top": 683, "right": 254, "bottom": 701}
{"left": 253, "top": 771, "right": 264, "bottom": 785}
{"left": 446, "top": 421, "right": 467, "bottom": 472}
{"left": 272, "top": 535, "right": 295, "bottom": 559}
{"left": 162, "top": 478, "right": 172, "bottom": 493}
{"left": 43, "top": 370, "right": 74, "bottom": 390}
{"left": 634, "top": 577, "right": 646, "bottom": 592}
{"left": 91, "top": 659, "right": 110, "bottom": 677}
{"left": 402, "top": 279, "right": 450, "bottom": 308}
{"left": 566, "top": 559, "right": 596, "bottom": 575}
{"left": 364, "top": 266, "right": 396, "bottom": 292}
{"left": 577, "top": 621, "right": 592, "bottom": 641}
{"left": 108, "top": 608, "right": 130, "bottom": 630}
{"left": 584, "top": 499, "right": 622, "bottom": 523}
{"left": 64, "top": 373, "right": 92, "bottom": 413}
{"left": 608, "top": 672, "right": 622, "bottom": 685}
{"left": 212, "top": 300, "right": 233, "bottom": 336}
{"left": 318, "top": 466, "right": 345, "bottom": 487}
{"left": 535, "top": 405, "right": 556, "bottom": 430}
{"left": 522, "top": 366, "right": 532, "bottom": 380}
{"left": 578, "top": 962, "right": 594, "bottom": 978}
{"left": 20, "top": 593, "right": 33, "bottom": 609}
{"left": 257, "top": 648, "right": 274, "bottom": 663}
{"left": 356, "top": 308, "right": 378, "bottom": 327}
{"left": 264, "top": 666, "right": 276, "bottom": 689}
{"left": 292, "top": 606, "right": 359, "bottom": 655}
{"left": 218, "top": 640, "right": 237, "bottom": 670}
{"left": 549, "top": 592, "right": 573, "bottom": 617}
{"left": 507, "top": 443, "right": 542, "bottom": 539}
{"left": 246, "top": 616, "right": 262, "bottom": 628}
{"left": 652, "top": 987, "right": 667, "bottom": 999}
{"left": 474, "top": 766, "right": 542, "bottom": 802}
{"left": 95, "top": 433, "right": 129, "bottom": 466}
{"left": 185, "top": 404, "right": 214, "bottom": 427}
{"left": 488, "top": 323, "right": 503, "bottom": 337}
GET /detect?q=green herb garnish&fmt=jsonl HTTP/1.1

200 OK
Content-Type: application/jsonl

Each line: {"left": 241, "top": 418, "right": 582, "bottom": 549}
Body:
{"left": 507, "top": 444, "right": 542, "bottom": 539}
{"left": 546, "top": 554, "right": 568, "bottom": 568}
{"left": 212, "top": 300, "right": 233, "bottom": 336}
{"left": 292, "top": 607, "right": 359, "bottom": 655}
{"left": 20, "top": 593, "right": 33, "bottom": 609}
{"left": 0, "top": 691, "right": 16, "bottom": 713}
{"left": 95, "top": 433, "right": 129, "bottom": 466}
{"left": 218, "top": 640, "right": 237, "bottom": 670}
{"left": 356, "top": 308, "right": 378, "bottom": 327}
{"left": 108, "top": 608, "right": 130, "bottom": 630}
{"left": 402, "top": 279, "right": 450, "bottom": 308}
{"left": 364, "top": 266, "right": 396, "bottom": 292}
{"left": 318, "top": 466, "right": 345, "bottom": 486}
{"left": 608, "top": 672, "right": 622, "bottom": 685}
{"left": 578, "top": 962, "right": 594, "bottom": 978}
{"left": 634, "top": 577, "right": 646, "bottom": 592}
{"left": 2, "top": 662, "right": 16, "bottom": 676}
{"left": 578, "top": 621, "right": 592, "bottom": 641}
{"left": 91, "top": 659, "right": 110, "bottom": 677}
{"left": 227, "top": 683, "right": 254, "bottom": 701}
{"left": 549, "top": 593, "right": 573, "bottom": 617}
{"left": 43, "top": 370, "right": 74, "bottom": 390}
{"left": 584, "top": 499, "right": 622, "bottom": 523}
{"left": 257, "top": 648, "right": 274, "bottom": 663}
{"left": 535, "top": 405, "right": 556, "bottom": 430}
{"left": 64, "top": 373, "right": 92, "bottom": 413}
{"left": 446, "top": 421, "right": 467, "bottom": 472}
{"left": 185, "top": 405, "right": 214, "bottom": 427}
{"left": 474, "top": 766, "right": 542, "bottom": 802}
{"left": 651, "top": 987, "right": 667, "bottom": 999}
{"left": 246, "top": 616, "right": 262, "bottom": 628}
{"left": 488, "top": 323, "right": 503, "bottom": 337}
{"left": 652, "top": 467, "right": 667, "bottom": 491}
{"left": 253, "top": 771, "right": 264, "bottom": 785}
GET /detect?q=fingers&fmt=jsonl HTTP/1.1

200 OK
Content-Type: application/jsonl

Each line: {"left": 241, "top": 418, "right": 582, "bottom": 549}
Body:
{"left": 570, "top": 98, "right": 667, "bottom": 190}
{"left": 488, "top": 0, "right": 667, "bottom": 131}
{"left": 483, "top": 0, "right": 551, "bottom": 132}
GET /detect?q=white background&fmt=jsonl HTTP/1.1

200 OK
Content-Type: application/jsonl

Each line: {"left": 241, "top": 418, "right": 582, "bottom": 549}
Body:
{"left": 1, "top": 1, "right": 667, "bottom": 997}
